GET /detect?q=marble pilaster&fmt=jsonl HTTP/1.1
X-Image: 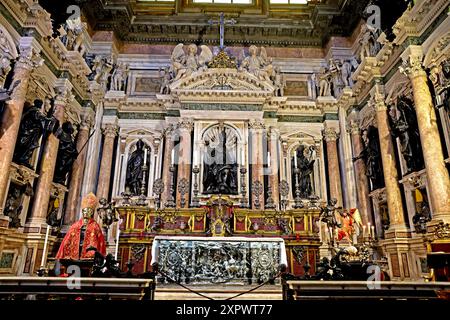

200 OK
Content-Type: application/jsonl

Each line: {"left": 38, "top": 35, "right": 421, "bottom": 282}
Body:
{"left": 401, "top": 46, "right": 450, "bottom": 224}
{"left": 373, "top": 85, "right": 407, "bottom": 233}
{"left": 96, "top": 124, "right": 119, "bottom": 201}
{"left": 28, "top": 81, "right": 74, "bottom": 231}
{"left": 0, "top": 39, "right": 42, "bottom": 226}
{"left": 268, "top": 128, "right": 280, "bottom": 208}
{"left": 324, "top": 127, "right": 343, "bottom": 207}
{"left": 176, "top": 120, "right": 193, "bottom": 208}
{"left": 63, "top": 111, "right": 94, "bottom": 227}
{"left": 348, "top": 121, "right": 373, "bottom": 226}
{"left": 161, "top": 125, "right": 175, "bottom": 207}
{"left": 249, "top": 120, "right": 265, "bottom": 209}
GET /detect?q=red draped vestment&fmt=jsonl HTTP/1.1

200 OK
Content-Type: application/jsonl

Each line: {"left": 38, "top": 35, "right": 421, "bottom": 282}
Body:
{"left": 56, "top": 218, "right": 106, "bottom": 260}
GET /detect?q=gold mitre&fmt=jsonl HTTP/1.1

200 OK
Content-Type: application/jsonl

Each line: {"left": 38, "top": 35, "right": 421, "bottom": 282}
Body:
{"left": 81, "top": 192, "right": 98, "bottom": 210}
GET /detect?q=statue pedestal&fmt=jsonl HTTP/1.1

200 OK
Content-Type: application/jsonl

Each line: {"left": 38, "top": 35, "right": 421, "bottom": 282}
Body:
{"left": 151, "top": 236, "right": 287, "bottom": 285}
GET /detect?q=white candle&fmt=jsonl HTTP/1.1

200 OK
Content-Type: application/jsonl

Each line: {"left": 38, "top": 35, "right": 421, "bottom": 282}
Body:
{"left": 40, "top": 225, "right": 51, "bottom": 268}
{"left": 241, "top": 149, "right": 245, "bottom": 166}
{"left": 363, "top": 225, "right": 366, "bottom": 238}
{"left": 267, "top": 152, "right": 271, "bottom": 168}
{"left": 171, "top": 149, "right": 175, "bottom": 165}
{"left": 143, "top": 148, "right": 148, "bottom": 166}
{"left": 367, "top": 222, "right": 371, "bottom": 238}
{"left": 294, "top": 153, "right": 298, "bottom": 168}
{"left": 371, "top": 226, "right": 375, "bottom": 239}
{"left": 329, "top": 227, "right": 333, "bottom": 241}
{"left": 114, "top": 220, "right": 121, "bottom": 260}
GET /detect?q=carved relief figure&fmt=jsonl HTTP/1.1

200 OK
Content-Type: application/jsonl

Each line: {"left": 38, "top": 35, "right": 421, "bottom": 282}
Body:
{"left": 202, "top": 125, "right": 238, "bottom": 195}
{"left": 353, "top": 126, "right": 384, "bottom": 191}
{"left": 54, "top": 122, "right": 78, "bottom": 185}
{"left": 272, "top": 66, "right": 286, "bottom": 96}
{"left": 171, "top": 44, "right": 213, "bottom": 81}
{"left": 239, "top": 45, "right": 273, "bottom": 82}
{"left": 13, "top": 99, "right": 58, "bottom": 168}
{"left": 111, "top": 62, "right": 130, "bottom": 91}
{"left": 388, "top": 96, "right": 424, "bottom": 174}
{"left": 126, "top": 139, "right": 148, "bottom": 196}
{"left": 359, "top": 24, "right": 381, "bottom": 61}
{"left": 292, "top": 145, "right": 316, "bottom": 198}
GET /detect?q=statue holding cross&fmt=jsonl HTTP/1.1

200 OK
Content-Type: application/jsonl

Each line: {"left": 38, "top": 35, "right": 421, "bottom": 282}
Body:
{"left": 209, "top": 12, "right": 236, "bottom": 51}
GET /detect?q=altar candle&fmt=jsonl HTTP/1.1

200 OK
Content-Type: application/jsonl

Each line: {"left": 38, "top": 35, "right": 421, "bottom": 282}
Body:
{"left": 114, "top": 220, "right": 121, "bottom": 260}
{"left": 241, "top": 149, "right": 245, "bottom": 166}
{"left": 363, "top": 225, "right": 366, "bottom": 238}
{"left": 329, "top": 227, "right": 333, "bottom": 241}
{"left": 267, "top": 152, "right": 271, "bottom": 168}
{"left": 367, "top": 222, "right": 371, "bottom": 238}
{"left": 40, "top": 225, "right": 51, "bottom": 268}
{"left": 371, "top": 226, "right": 375, "bottom": 239}
{"left": 294, "top": 154, "right": 298, "bottom": 168}
{"left": 144, "top": 147, "right": 148, "bottom": 166}
{"left": 171, "top": 149, "right": 175, "bottom": 165}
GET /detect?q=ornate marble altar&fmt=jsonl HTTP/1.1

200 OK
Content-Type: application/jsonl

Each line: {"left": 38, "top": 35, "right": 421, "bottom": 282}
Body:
{"left": 151, "top": 236, "right": 287, "bottom": 285}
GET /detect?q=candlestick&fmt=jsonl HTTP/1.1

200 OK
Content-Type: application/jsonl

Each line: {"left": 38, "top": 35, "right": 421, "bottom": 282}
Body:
{"left": 114, "top": 220, "right": 121, "bottom": 260}
{"left": 40, "top": 225, "right": 51, "bottom": 268}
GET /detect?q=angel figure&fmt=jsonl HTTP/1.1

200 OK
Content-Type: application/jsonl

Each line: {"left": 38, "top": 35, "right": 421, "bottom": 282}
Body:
{"left": 239, "top": 45, "right": 273, "bottom": 82}
{"left": 170, "top": 43, "right": 213, "bottom": 81}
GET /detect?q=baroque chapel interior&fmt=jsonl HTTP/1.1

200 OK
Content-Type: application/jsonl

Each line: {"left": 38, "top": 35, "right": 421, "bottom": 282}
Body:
{"left": 0, "top": 0, "right": 449, "bottom": 302}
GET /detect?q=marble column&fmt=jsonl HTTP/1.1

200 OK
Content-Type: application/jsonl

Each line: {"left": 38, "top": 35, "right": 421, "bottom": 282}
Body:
{"left": 96, "top": 124, "right": 119, "bottom": 201}
{"left": 63, "top": 111, "right": 94, "bottom": 227}
{"left": 0, "top": 40, "right": 42, "bottom": 226}
{"left": 249, "top": 120, "right": 265, "bottom": 209}
{"left": 401, "top": 46, "right": 450, "bottom": 223}
{"left": 268, "top": 128, "right": 280, "bottom": 208}
{"left": 161, "top": 125, "right": 175, "bottom": 206}
{"left": 373, "top": 86, "right": 406, "bottom": 231}
{"left": 348, "top": 121, "right": 373, "bottom": 226}
{"left": 324, "top": 127, "right": 343, "bottom": 207}
{"left": 176, "top": 120, "right": 193, "bottom": 208}
{"left": 28, "top": 82, "right": 73, "bottom": 230}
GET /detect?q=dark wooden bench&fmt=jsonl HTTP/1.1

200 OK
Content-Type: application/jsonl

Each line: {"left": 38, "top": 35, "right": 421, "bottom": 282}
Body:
{"left": 0, "top": 277, "right": 155, "bottom": 300}
{"left": 282, "top": 281, "right": 450, "bottom": 301}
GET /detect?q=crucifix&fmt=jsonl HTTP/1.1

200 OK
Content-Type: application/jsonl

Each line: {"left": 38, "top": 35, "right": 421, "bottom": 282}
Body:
{"left": 208, "top": 12, "right": 236, "bottom": 51}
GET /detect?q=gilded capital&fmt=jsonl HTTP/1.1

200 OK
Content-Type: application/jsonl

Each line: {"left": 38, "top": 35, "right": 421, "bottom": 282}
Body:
{"left": 249, "top": 120, "right": 266, "bottom": 130}
{"left": 323, "top": 127, "right": 339, "bottom": 142}
{"left": 177, "top": 119, "right": 194, "bottom": 132}
{"left": 80, "top": 112, "right": 95, "bottom": 131}
{"left": 54, "top": 84, "right": 74, "bottom": 106}
{"left": 102, "top": 124, "right": 119, "bottom": 138}
{"left": 400, "top": 46, "right": 426, "bottom": 78}
{"left": 347, "top": 120, "right": 361, "bottom": 135}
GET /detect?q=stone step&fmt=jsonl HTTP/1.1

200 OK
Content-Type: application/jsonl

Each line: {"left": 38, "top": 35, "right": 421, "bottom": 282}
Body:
{"left": 155, "top": 284, "right": 283, "bottom": 300}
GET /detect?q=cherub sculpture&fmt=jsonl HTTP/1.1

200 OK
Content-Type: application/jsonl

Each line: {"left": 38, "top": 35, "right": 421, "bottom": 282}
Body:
{"left": 239, "top": 45, "right": 273, "bottom": 82}
{"left": 170, "top": 43, "right": 213, "bottom": 81}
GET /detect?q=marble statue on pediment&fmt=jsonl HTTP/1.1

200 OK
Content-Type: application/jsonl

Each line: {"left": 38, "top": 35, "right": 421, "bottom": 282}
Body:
{"left": 359, "top": 24, "right": 381, "bottom": 61}
{"left": 239, "top": 45, "right": 273, "bottom": 82}
{"left": 111, "top": 62, "right": 130, "bottom": 91}
{"left": 170, "top": 43, "right": 213, "bottom": 81}
{"left": 159, "top": 67, "right": 172, "bottom": 94}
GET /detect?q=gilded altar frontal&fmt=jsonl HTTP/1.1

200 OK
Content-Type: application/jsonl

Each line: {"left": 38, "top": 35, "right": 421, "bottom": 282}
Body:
{"left": 0, "top": 0, "right": 449, "bottom": 304}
